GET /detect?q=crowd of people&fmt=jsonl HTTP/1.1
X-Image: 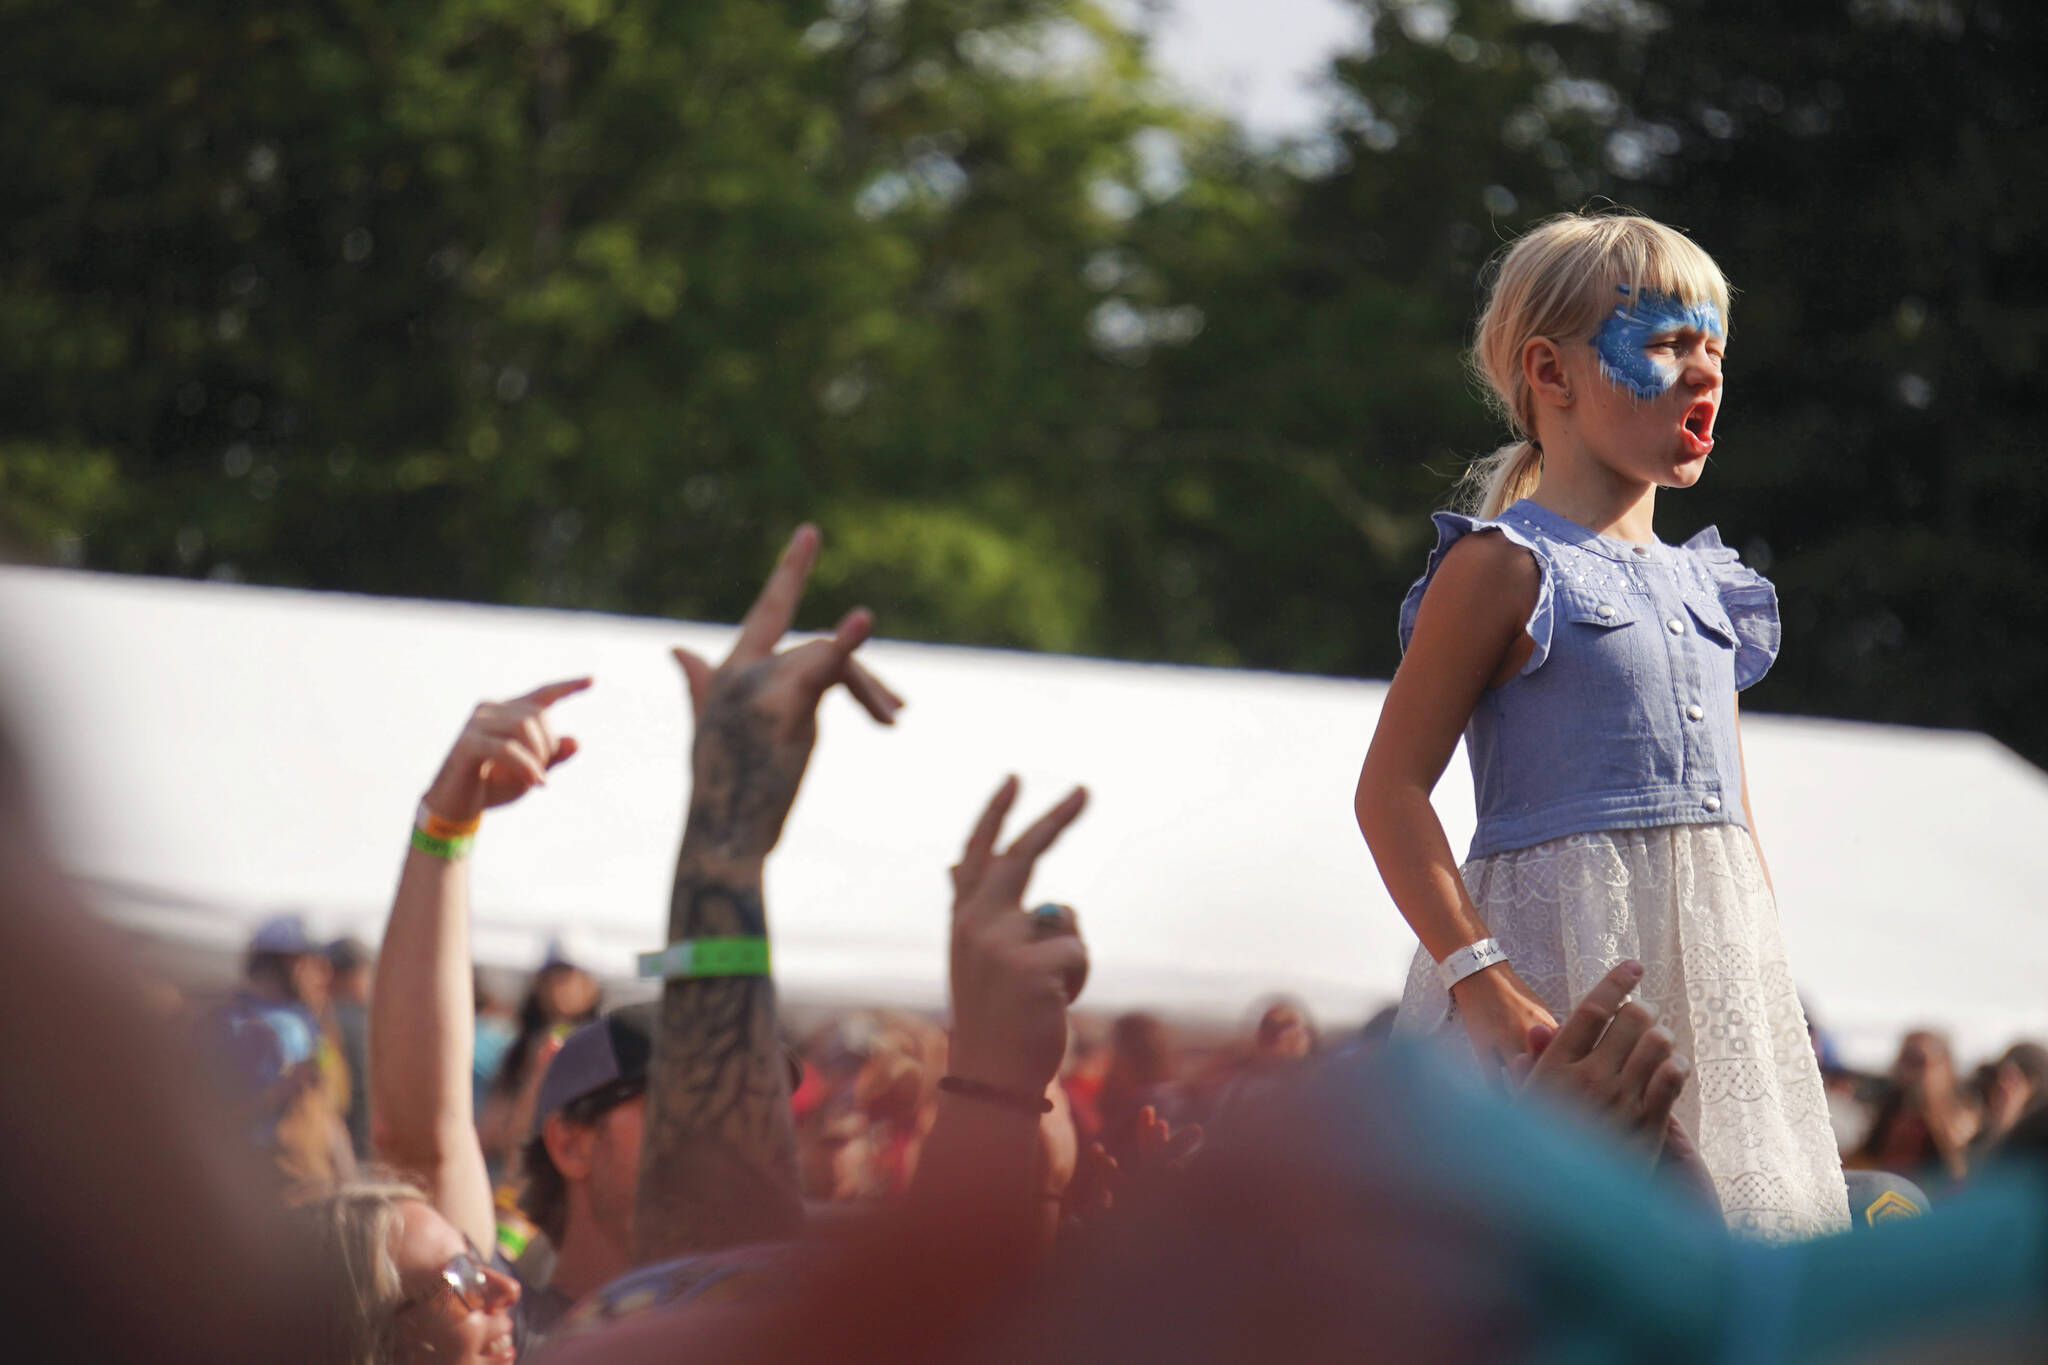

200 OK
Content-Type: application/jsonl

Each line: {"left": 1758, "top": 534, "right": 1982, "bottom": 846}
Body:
{"left": 176, "top": 904, "right": 2048, "bottom": 1246}
{"left": 6, "top": 519, "right": 2045, "bottom": 1364}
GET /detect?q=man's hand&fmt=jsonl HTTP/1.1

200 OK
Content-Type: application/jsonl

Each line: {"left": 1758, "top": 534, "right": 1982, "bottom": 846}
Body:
{"left": 635, "top": 524, "right": 900, "bottom": 1263}
{"left": 1516, "top": 961, "right": 1690, "bottom": 1155}
{"left": 946, "top": 777, "right": 1089, "bottom": 1097}
{"left": 671, "top": 524, "right": 902, "bottom": 864}
{"left": 421, "top": 678, "right": 592, "bottom": 823}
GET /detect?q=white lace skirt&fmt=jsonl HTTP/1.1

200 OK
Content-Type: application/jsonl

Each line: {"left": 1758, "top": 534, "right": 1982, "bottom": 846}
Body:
{"left": 1394, "top": 824, "right": 1851, "bottom": 1242}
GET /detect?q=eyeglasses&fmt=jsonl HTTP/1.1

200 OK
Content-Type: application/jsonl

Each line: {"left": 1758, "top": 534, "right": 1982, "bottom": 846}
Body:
{"left": 395, "top": 1235, "right": 496, "bottom": 1316}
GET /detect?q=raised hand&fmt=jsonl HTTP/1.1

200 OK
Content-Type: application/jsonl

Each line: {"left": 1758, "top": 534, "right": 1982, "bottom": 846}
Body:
{"left": 946, "top": 777, "right": 1090, "bottom": 1097}
{"left": 635, "top": 525, "right": 900, "bottom": 1263}
{"left": 671, "top": 524, "right": 902, "bottom": 863}
{"left": 1519, "top": 960, "right": 1691, "bottom": 1155}
{"left": 1081, "top": 1104, "right": 1204, "bottom": 1215}
{"left": 420, "top": 677, "right": 592, "bottom": 823}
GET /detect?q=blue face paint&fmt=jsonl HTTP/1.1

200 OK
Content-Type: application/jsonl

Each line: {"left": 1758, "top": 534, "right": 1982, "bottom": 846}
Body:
{"left": 1589, "top": 285, "right": 1724, "bottom": 400}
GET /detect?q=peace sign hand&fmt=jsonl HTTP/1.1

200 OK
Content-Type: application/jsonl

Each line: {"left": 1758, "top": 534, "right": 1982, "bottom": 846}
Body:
{"left": 672, "top": 524, "right": 903, "bottom": 863}
{"left": 946, "top": 777, "right": 1091, "bottom": 1097}
{"left": 422, "top": 678, "right": 593, "bottom": 824}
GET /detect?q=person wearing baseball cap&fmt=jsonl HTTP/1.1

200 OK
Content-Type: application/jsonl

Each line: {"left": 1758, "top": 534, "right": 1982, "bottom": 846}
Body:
{"left": 505, "top": 1003, "right": 655, "bottom": 1339}
{"left": 200, "top": 912, "right": 354, "bottom": 1191}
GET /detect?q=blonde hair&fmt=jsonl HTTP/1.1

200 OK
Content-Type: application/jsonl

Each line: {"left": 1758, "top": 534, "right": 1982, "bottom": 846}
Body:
{"left": 1457, "top": 209, "right": 1732, "bottom": 517}
{"left": 289, "top": 1175, "right": 432, "bottom": 1365}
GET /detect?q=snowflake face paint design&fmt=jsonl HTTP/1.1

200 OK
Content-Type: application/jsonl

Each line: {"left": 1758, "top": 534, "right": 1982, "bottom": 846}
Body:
{"left": 1589, "top": 285, "right": 1725, "bottom": 400}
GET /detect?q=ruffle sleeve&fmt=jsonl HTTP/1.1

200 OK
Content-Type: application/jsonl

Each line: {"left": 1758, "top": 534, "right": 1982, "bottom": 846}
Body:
{"left": 1682, "top": 526, "right": 1780, "bottom": 690}
{"left": 1397, "top": 511, "right": 1554, "bottom": 676}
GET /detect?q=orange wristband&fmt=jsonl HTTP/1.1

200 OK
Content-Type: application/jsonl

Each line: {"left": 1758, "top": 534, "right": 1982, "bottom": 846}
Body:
{"left": 416, "top": 802, "right": 482, "bottom": 840}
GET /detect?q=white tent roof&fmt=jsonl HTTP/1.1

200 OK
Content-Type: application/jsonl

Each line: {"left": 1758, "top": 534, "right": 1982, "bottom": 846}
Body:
{"left": 1, "top": 565, "right": 2043, "bottom": 1071}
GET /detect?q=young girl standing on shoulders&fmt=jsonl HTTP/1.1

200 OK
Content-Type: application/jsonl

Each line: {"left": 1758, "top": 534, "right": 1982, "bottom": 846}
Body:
{"left": 1355, "top": 211, "right": 1849, "bottom": 1240}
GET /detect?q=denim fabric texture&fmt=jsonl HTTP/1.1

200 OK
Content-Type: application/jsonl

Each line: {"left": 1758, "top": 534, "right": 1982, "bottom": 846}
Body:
{"left": 1397, "top": 498, "right": 1780, "bottom": 861}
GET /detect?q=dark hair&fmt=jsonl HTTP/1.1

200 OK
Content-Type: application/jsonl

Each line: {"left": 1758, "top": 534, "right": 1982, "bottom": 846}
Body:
{"left": 2004, "top": 1043, "right": 2048, "bottom": 1101}
{"left": 326, "top": 937, "right": 372, "bottom": 974}
{"left": 517, "top": 1133, "right": 569, "bottom": 1246}
{"left": 516, "top": 1080, "right": 644, "bottom": 1246}
{"left": 1109, "top": 1013, "right": 1176, "bottom": 1086}
{"left": 244, "top": 949, "right": 300, "bottom": 996}
{"left": 491, "top": 964, "right": 601, "bottom": 1101}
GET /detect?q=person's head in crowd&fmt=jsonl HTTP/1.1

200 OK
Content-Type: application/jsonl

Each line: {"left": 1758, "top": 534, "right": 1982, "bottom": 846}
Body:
{"left": 519, "top": 1004, "right": 652, "bottom": 1273}
{"left": 203, "top": 920, "right": 357, "bottom": 1191}
{"left": 1998, "top": 1043, "right": 2048, "bottom": 1111}
{"left": 246, "top": 912, "right": 334, "bottom": 1013}
{"left": 493, "top": 945, "right": 604, "bottom": 1101}
{"left": 852, "top": 1012, "right": 944, "bottom": 1128}
{"left": 1892, "top": 1029, "right": 1959, "bottom": 1098}
{"left": 798, "top": 1104, "right": 874, "bottom": 1204}
{"left": 534, "top": 942, "right": 603, "bottom": 1023}
{"left": 295, "top": 1176, "right": 520, "bottom": 1365}
{"left": 1096, "top": 1013, "right": 1182, "bottom": 1159}
{"left": 1976, "top": 1040, "right": 2048, "bottom": 1146}
{"left": 1251, "top": 999, "right": 1318, "bottom": 1062}
{"left": 1858, "top": 1028, "right": 1980, "bottom": 1184}
{"left": 791, "top": 1011, "right": 943, "bottom": 1201}
{"left": 1106, "top": 1012, "right": 1176, "bottom": 1093}
{"left": 327, "top": 937, "right": 375, "bottom": 1007}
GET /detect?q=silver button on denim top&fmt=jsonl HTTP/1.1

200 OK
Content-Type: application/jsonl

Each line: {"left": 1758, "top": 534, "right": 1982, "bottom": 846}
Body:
{"left": 1397, "top": 498, "right": 1781, "bottom": 861}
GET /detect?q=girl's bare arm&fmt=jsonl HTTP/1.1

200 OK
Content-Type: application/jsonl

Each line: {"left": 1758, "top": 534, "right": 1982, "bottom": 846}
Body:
{"left": 1355, "top": 530, "right": 1538, "bottom": 960}
{"left": 1356, "top": 530, "right": 1558, "bottom": 1068}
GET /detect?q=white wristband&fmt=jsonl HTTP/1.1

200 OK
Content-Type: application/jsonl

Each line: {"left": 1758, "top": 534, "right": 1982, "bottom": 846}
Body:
{"left": 1438, "top": 937, "right": 1508, "bottom": 991}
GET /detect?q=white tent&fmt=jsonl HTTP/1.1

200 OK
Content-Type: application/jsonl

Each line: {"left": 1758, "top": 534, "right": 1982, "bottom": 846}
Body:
{"left": 1, "top": 565, "right": 2043, "bottom": 1071}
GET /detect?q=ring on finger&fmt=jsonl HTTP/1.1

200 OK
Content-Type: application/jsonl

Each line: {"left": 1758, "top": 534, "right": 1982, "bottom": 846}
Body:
{"left": 1027, "top": 902, "right": 1071, "bottom": 937}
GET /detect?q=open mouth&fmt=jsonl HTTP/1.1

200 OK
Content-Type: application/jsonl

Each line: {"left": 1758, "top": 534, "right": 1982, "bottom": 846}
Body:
{"left": 1680, "top": 398, "right": 1716, "bottom": 456}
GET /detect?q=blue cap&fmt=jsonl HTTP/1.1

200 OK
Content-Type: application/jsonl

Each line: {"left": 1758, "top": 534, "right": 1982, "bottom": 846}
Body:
{"left": 248, "top": 913, "right": 319, "bottom": 956}
{"left": 532, "top": 1004, "right": 655, "bottom": 1137}
{"left": 1844, "top": 1169, "right": 1930, "bottom": 1227}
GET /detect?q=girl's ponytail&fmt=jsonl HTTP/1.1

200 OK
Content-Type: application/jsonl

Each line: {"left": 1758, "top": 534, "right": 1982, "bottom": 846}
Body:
{"left": 1455, "top": 439, "right": 1543, "bottom": 520}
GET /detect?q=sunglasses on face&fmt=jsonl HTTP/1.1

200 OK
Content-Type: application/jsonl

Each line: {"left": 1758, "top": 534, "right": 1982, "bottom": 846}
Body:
{"left": 396, "top": 1235, "right": 495, "bottom": 1316}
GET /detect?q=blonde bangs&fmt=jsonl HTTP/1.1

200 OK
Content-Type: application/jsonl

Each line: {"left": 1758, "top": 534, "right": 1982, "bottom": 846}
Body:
{"left": 1578, "top": 214, "right": 1733, "bottom": 338}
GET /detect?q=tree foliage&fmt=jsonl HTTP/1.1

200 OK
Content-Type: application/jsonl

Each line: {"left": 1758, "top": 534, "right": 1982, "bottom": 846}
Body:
{"left": 3, "top": 0, "right": 2044, "bottom": 763}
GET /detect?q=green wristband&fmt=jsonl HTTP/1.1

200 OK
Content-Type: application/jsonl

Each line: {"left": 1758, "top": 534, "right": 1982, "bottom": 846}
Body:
{"left": 637, "top": 937, "right": 771, "bottom": 980}
{"left": 410, "top": 825, "right": 474, "bottom": 861}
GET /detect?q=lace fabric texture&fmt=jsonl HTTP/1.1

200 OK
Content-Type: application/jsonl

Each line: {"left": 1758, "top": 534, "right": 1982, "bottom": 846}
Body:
{"left": 1395, "top": 824, "right": 1851, "bottom": 1242}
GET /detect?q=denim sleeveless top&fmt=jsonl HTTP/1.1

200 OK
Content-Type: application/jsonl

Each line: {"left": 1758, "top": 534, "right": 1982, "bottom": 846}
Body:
{"left": 1397, "top": 498, "right": 1781, "bottom": 861}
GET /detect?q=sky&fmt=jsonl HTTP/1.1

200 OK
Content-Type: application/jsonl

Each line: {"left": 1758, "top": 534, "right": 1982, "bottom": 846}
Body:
{"left": 1123, "top": 0, "right": 1370, "bottom": 139}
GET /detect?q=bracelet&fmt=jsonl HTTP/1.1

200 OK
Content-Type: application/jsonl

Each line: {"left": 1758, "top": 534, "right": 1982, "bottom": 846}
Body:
{"left": 636, "top": 937, "right": 772, "bottom": 980}
{"left": 936, "top": 1075, "right": 1053, "bottom": 1115}
{"left": 417, "top": 802, "right": 482, "bottom": 840}
{"left": 410, "top": 825, "right": 474, "bottom": 861}
{"left": 1437, "top": 937, "right": 1509, "bottom": 991}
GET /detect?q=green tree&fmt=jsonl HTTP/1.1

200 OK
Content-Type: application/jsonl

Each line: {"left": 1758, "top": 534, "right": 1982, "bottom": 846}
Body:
{"left": 0, "top": 0, "right": 1240, "bottom": 650}
{"left": 6, "top": 0, "right": 2044, "bottom": 766}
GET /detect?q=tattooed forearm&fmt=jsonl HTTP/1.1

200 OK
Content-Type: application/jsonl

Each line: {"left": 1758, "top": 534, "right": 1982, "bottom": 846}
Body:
{"left": 632, "top": 866, "right": 803, "bottom": 1263}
